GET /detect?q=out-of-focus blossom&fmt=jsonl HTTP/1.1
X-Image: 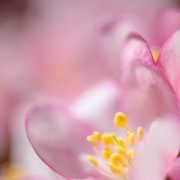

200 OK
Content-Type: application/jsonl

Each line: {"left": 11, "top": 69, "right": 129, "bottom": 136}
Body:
{"left": 99, "top": 8, "right": 180, "bottom": 80}
{"left": 152, "top": 8, "right": 180, "bottom": 46}
{"left": 25, "top": 31, "right": 180, "bottom": 180}
{"left": 24, "top": 0, "right": 176, "bottom": 103}
{"left": 0, "top": 0, "right": 178, "bottom": 177}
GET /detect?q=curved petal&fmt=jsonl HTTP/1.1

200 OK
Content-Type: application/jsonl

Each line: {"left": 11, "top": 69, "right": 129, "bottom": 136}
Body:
{"left": 119, "top": 60, "right": 179, "bottom": 129}
{"left": 134, "top": 120, "right": 180, "bottom": 180}
{"left": 167, "top": 157, "right": 180, "bottom": 180}
{"left": 121, "top": 33, "right": 154, "bottom": 71}
{"left": 71, "top": 80, "right": 121, "bottom": 132}
{"left": 157, "top": 31, "right": 180, "bottom": 101}
{"left": 25, "top": 103, "right": 96, "bottom": 179}
{"left": 98, "top": 19, "right": 140, "bottom": 80}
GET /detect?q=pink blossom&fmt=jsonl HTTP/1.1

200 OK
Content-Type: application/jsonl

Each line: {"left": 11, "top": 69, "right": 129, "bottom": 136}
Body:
{"left": 25, "top": 30, "right": 180, "bottom": 180}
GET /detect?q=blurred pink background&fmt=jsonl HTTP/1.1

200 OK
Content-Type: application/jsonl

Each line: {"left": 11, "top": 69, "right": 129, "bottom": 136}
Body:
{"left": 0, "top": 0, "right": 179, "bottom": 179}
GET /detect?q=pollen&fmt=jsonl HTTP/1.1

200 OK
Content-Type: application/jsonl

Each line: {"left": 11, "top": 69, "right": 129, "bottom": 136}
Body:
{"left": 92, "top": 131, "right": 101, "bottom": 141}
{"left": 110, "top": 153, "right": 124, "bottom": 166}
{"left": 87, "top": 135, "right": 98, "bottom": 147}
{"left": 86, "top": 112, "right": 145, "bottom": 178}
{"left": 102, "top": 147, "right": 111, "bottom": 160}
{"left": 106, "top": 162, "right": 122, "bottom": 174}
{"left": 86, "top": 155, "right": 99, "bottom": 167}
{"left": 115, "top": 145, "right": 126, "bottom": 155}
{"left": 137, "top": 127, "right": 144, "bottom": 140}
{"left": 101, "top": 133, "right": 114, "bottom": 145}
{"left": 114, "top": 112, "right": 128, "bottom": 128}
{"left": 127, "top": 133, "right": 136, "bottom": 145}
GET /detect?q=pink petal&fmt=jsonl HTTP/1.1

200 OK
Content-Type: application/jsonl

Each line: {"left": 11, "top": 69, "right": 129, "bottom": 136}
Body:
{"left": 25, "top": 103, "right": 96, "bottom": 179}
{"left": 99, "top": 19, "right": 140, "bottom": 80}
{"left": 157, "top": 31, "right": 180, "bottom": 101}
{"left": 119, "top": 59, "right": 179, "bottom": 129}
{"left": 121, "top": 33, "right": 154, "bottom": 71}
{"left": 71, "top": 81, "right": 121, "bottom": 132}
{"left": 167, "top": 157, "right": 180, "bottom": 180}
{"left": 134, "top": 120, "right": 180, "bottom": 180}
{"left": 153, "top": 9, "right": 180, "bottom": 46}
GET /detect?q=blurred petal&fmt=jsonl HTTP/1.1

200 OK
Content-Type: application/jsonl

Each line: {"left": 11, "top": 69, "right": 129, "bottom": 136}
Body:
{"left": 153, "top": 9, "right": 180, "bottom": 46}
{"left": 157, "top": 31, "right": 180, "bottom": 100}
{"left": 99, "top": 19, "right": 140, "bottom": 80}
{"left": 26, "top": 103, "right": 95, "bottom": 179}
{"left": 134, "top": 120, "right": 180, "bottom": 180}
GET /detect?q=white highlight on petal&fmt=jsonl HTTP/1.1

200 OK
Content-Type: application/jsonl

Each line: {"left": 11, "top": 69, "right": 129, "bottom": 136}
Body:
{"left": 71, "top": 81, "right": 120, "bottom": 131}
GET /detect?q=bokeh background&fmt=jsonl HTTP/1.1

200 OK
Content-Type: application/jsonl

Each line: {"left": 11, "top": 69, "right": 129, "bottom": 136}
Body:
{"left": 0, "top": 0, "right": 179, "bottom": 179}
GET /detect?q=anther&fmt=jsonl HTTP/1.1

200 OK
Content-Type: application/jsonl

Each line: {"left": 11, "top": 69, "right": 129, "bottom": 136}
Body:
{"left": 87, "top": 135, "right": 98, "bottom": 146}
{"left": 127, "top": 133, "right": 136, "bottom": 145}
{"left": 102, "top": 147, "right": 111, "bottom": 160}
{"left": 101, "top": 133, "right": 113, "bottom": 145}
{"left": 110, "top": 153, "right": 123, "bottom": 166}
{"left": 114, "top": 112, "right": 128, "bottom": 128}
{"left": 137, "top": 127, "right": 144, "bottom": 140}
{"left": 106, "top": 162, "right": 122, "bottom": 174}
{"left": 92, "top": 131, "right": 101, "bottom": 141}
{"left": 115, "top": 145, "right": 126, "bottom": 155}
{"left": 118, "top": 138, "right": 126, "bottom": 148}
{"left": 86, "top": 155, "right": 99, "bottom": 167}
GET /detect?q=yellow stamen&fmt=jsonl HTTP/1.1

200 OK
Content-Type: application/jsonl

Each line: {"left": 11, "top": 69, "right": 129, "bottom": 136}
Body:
{"left": 86, "top": 155, "right": 99, "bottom": 167}
{"left": 87, "top": 135, "right": 98, "bottom": 147}
{"left": 118, "top": 138, "right": 126, "bottom": 148}
{"left": 102, "top": 147, "right": 111, "bottom": 160}
{"left": 114, "top": 112, "right": 128, "bottom": 128}
{"left": 86, "top": 112, "right": 145, "bottom": 178}
{"left": 137, "top": 127, "right": 144, "bottom": 140}
{"left": 110, "top": 153, "right": 124, "bottom": 166}
{"left": 92, "top": 131, "right": 101, "bottom": 141}
{"left": 115, "top": 145, "right": 126, "bottom": 155}
{"left": 106, "top": 162, "right": 122, "bottom": 174}
{"left": 127, "top": 133, "right": 136, "bottom": 145}
{"left": 101, "top": 133, "right": 114, "bottom": 145}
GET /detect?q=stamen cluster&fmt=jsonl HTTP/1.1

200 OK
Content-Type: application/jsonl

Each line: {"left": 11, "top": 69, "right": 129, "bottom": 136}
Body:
{"left": 86, "top": 112, "right": 144, "bottom": 178}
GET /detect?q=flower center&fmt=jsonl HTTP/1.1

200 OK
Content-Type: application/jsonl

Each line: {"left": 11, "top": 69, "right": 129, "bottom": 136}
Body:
{"left": 86, "top": 112, "right": 144, "bottom": 179}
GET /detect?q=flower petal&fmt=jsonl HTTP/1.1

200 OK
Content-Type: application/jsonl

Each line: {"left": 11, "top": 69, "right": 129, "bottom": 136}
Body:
{"left": 99, "top": 20, "right": 140, "bottom": 80}
{"left": 153, "top": 9, "right": 180, "bottom": 46}
{"left": 121, "top": 33, "right": 154, "bottom": 71}
{"left": 119, "top": 60, "right": 179, "bottom": 129}
{"left": 134, "top": 120, "right": 180, "bottom": 180}
{"left": 25, "top": 103, "right": 96, "bottom": 179}
{"left": 157, "top": 31, "right": 180, "bottom": 101}
{"left": 167, "top": 157, "right": 180, "bottom": 180}
{"left": 71, "top": 81, "right": 121, "bottom": 132}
